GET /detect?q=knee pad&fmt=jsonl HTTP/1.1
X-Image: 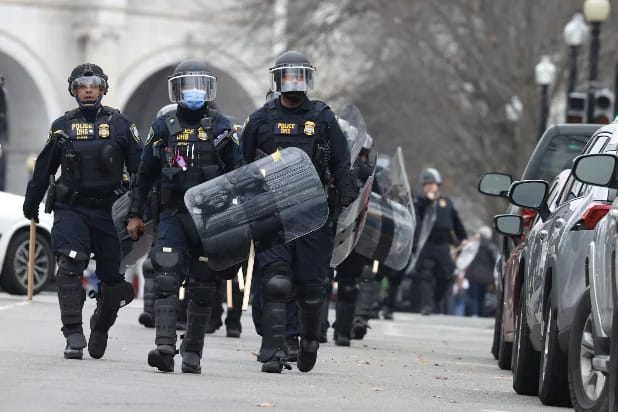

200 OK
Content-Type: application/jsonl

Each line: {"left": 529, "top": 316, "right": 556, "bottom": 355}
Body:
{"left": 57, "top": 254, "right": 88, "bottom": 277}
{"left": 187, "top": 281, "right": 216, "bottom": 306}
{"left": 296, "top": 281, "right": 324, "bottom": 313}
{"left": 337, "top": 281, "right": 359, "bottom": 303}
{"left": 263, "top": 274, "right": 293, "bottom": 303}
{"left": 150, "top": 247, "right": 182, "bottom": 272}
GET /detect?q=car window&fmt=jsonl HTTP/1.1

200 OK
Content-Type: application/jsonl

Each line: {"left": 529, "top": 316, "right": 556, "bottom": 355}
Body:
{"left": 546, "top": 170, "right": 570, "bottom": 211}
{"left": 532, "top": 134, "right": 590, "bottom": 182}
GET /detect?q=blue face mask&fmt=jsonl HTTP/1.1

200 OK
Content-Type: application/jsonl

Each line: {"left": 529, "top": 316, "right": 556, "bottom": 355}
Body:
{"left": 181, "top": 89, "right": 206, "bottom": 110}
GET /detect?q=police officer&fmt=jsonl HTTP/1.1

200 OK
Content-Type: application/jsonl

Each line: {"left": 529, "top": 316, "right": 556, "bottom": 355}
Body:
{"left": 22, "top": 63, "right": 142, "bottom": 360}
{"left": 413, "top": 168, "right": 467, "bottom": 315}
{"left": 333, "top": 136, "right": 377, "bottom": 346}
{"left": 241, "top": 50, "right": 356, "bottom": 373}
{"left": 126, "top": 59, "right": 242, "bottom": 374}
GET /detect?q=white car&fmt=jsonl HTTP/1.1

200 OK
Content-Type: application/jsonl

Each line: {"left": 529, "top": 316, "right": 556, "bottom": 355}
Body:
{"left": 0, "top": 191, "right": 54, "bottom": 295}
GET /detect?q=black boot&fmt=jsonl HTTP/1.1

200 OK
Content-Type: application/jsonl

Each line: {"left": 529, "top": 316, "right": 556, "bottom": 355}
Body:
{"left": 57, "top": 272, "right": 86, "bottom": 359}
{"left": 286, "top": 336, "right": 299, "bottom": 362}
{"left": 139, "top": 277, "right": 155, "bottom": 328}
{"left": 88, "top": 281, "right": 134, "bottom": 359}
{"left": 334, "top": 301, "right": 355, "bottom": 347}
{"left": 225, "top": 286, "right": 243, "bottom": 338}
{"left": 261, "top": 302, "right": 292, "bottom": 373}
{"left": 351, "top": 316, "right": 370, "bottom": 340}
{"left": 297, "top": 295, "right": 323, "bottom": 373}
{"left": 148, "top": 294, "right": 178, "bottom": 372}
{"left": 180, "top": 300, "right": 211, "bottom": 374}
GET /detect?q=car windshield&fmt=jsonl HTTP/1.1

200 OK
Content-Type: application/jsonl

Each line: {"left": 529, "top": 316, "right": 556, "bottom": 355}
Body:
{"left": 526, "top": 134, "right": 588, "bottom": 182}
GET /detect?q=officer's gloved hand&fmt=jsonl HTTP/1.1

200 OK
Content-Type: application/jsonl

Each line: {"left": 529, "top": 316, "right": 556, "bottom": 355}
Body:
{"left": 337, "top": 174, "right": 358, "bottom": 208}
{"left": 23, "top": 196, "right": 40, "bottom": 223}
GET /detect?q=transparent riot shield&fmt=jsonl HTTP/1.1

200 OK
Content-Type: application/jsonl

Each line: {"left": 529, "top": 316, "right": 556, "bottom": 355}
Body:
{"left": 184, "top": 147, "right": 329, "bottom": 270}
{"left": 337, "top": 104, "right": 368, "bottom": 166}
{"left": 455, "top": 237, "right": 480, "bottom": 271}
{"left": 330, "top": 168, "right": 375, "bottom": 267}
{"left": 405, "top": 201, "right": 437, "bottom": 273}
{"left": 112, "top": 192, "right": 154, "bottom": 271}
{"left": 354, "top": 192, "right": 415, "bottom": 271}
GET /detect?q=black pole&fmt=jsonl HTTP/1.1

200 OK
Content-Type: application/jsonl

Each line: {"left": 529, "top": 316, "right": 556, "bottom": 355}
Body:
{"left": 566, "top": 45, "right": 579, "bottom": 122}
{"left": 587, "top": 22, "right": 601, "bottom": 123}
{"left": 539, "top": 84, "right": 549, "bottom": 140}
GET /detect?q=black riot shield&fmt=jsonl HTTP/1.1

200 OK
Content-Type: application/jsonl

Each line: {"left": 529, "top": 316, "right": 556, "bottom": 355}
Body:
{"left": 337, "top": 104, "right": 368, "bottom": 166}
{"left": 184, "top": 147, "right": 329, "bottom": 270}
{"left": 330, "top": 167, "right": 375, "bottom": 267}
{"left": 354, "top": 192, "right": 415, "bottom": 271}
{"left": 112, "top": 192, "right": 154, "bottom": 271}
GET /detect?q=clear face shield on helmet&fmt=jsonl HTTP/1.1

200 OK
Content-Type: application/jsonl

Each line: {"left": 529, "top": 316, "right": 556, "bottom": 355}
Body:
{"left": 70, "top": 76, "right": 106, "bottom": 96}
{"left": 168, "top": 73, "right": 217, "bottom": 104}
{"left": 270, "top": 66, "right": 315, "bottom": 93}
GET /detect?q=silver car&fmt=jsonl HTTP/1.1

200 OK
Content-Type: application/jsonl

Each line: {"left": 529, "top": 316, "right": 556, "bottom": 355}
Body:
{"left": 495, "top": 128, "right": 617, "bottom": 406}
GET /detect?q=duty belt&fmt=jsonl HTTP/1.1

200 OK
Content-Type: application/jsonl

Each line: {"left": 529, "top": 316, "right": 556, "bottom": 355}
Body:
{"left": 62, "top": 192, "right": 116, "bottom": 210}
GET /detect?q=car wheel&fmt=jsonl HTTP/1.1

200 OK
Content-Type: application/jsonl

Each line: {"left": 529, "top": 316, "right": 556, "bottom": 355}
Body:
{"left": 568, "top": 291, "right": 608, "bottom": 411}
{"left": 0, "top": 230, "right": 54, "bottom": 295}
{"left": 491, "top": 289, "right": 502, "bottom": 360}
{"left": 538, "top": 293, "right": 571, "bottom": 406}
{"left": 512, "top": 289, "right": 540, "bottom": 395}
{"left": 496, "top": 297, "right": 512, "bottom": 370}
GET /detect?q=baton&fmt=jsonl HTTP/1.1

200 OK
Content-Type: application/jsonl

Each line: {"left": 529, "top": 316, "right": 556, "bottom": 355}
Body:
{"left": 226, "top": 280, "right": 233, "bottom": 308}
{"left": 27, "top": 219, "right": 36, "bottom": 300}
{"left": 242, "top": 241, "right": 255, "bottom": 311}
{"left": 237, "top": 266, "right": 245, "bottom": 291}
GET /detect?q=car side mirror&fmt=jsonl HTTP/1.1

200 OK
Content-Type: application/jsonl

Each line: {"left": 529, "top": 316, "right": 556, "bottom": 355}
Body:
{"left": 494, "top": 214, "right": 523, "bottom": 236}
{"left": 508, "top": 180, "right": 550, "bottom": 221}
{"left": 478, "top": 172, "right": 513, "bottom": 198}
{"left": 572, "top": 153, "right": 618, "bottom": 188}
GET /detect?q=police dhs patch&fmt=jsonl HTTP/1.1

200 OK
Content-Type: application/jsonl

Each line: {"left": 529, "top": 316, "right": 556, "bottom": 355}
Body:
{"left": 197, "top": 127, "right": 209, "bottom": 141}
{"left": 145, "top": 127, "right": 154, "bottom": 145}
{"left": 304, "top": 121, "right": 316, "bottom": 136}
{"left": 98, "top": 123, "right": 110, "bottom": 138}
{"left": 130, "top": 124, "right": 140, "bottom": 143}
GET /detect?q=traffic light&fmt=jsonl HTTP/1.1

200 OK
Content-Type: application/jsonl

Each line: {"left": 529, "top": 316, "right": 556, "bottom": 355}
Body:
{"left": 593, "top": 88, "right": 615, "bottom": 124}
{"left": 566, "top": 92, "right": 587, "bottom": 123}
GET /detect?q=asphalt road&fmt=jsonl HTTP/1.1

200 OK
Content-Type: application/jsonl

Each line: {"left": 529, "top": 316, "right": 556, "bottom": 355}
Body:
{"left": 0, "top": 292, "right": 570, "bottom": 412}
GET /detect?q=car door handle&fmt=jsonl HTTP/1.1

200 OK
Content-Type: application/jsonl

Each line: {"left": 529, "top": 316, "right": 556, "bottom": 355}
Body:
{"left": 554, "top": 219, "right": 565, "bottom": 229}
{"left": 539, "top": 230, "right": 548, "bottom": 240}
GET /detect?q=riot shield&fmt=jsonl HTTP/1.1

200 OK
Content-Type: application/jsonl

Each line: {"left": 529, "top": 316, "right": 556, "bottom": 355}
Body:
{"left": 354, "top": 192, "right": 415, "bottom": 271}
{"left": 330, "top": 166, "right": 375, "bottom": 267}
{"left": 404, "top": 200, "right": 437, "bottom": 274}
{"left": 112, "top": 192, "right": 154, "bottom": 271}
{"left": 337, "top": 104, "right": 368, "bottom": 166}
{"left": 455, "top": 237, "right": 480, "bottom": 271}
{"left": 184, "top": 147, "right": 329, "bottom": 270}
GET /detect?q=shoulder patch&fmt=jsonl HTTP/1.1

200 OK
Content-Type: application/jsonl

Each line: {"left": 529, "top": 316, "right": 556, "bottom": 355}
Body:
{"left": 130, "top": 124, "right": 140, "bottom": 143}
{"left": 145, "top": 127, "right": 154, "bottom": 145}
{"left": 46, "top": 129, "right": 52, "bottom": 144}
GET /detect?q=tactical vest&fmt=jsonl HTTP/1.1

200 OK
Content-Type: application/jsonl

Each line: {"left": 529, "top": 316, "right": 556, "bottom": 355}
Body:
{"left": 58, "top": 106, "right": 123, "bottom": 199}
{"left": 157, "top": 109, "right": 224, "bottom": 210}
{"left": 266, "top": 100, "right": 329, "bottom": 174}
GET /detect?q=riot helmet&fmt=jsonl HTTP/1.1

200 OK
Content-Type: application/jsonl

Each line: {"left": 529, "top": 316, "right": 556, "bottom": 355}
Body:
{"left": 168, "top": 59, "right": 216, "bottom": 110}
{"left": 420, "top": 168, "right": 442, "bottom": 185}
{"left": 68, "top": 63, "right": 108, "bottom": 108}
{"left": 269, "top": 50, "right": 315, "bottom": 93}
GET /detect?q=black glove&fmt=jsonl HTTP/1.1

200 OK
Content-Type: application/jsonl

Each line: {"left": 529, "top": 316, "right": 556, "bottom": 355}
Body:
{"left": 23, "top": 196, "right": 40, "bottom": 223}
{"left": 336, "top": 172, "right": 358, "bottom": 208}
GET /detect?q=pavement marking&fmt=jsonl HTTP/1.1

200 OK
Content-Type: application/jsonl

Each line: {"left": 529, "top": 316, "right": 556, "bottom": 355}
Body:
{"left": 0, "top": 301, "right": 31, "bottom": 311}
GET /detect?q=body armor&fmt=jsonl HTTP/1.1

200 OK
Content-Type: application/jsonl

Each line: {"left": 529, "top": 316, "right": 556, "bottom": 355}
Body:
{"left": 265, "top": 100, "right": 329, "bottom": 180}
{"left": 56, "top": 107, "right": 123, "bottom": 202}
{"left": 156, "top": 109, "right": 224, "bottom": 210}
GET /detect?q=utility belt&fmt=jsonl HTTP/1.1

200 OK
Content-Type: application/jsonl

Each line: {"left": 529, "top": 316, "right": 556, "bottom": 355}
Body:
{"left": 55, "top": 182, "right": 116, "bottom": 210}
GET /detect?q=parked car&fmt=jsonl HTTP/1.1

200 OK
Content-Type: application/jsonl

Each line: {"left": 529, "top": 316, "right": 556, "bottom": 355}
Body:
{"left": 565, "top": 147, "right": 618, "bottom": 412}
{"left": 479, "top": 123, "right": 600, "bottom": 370}
{"left": 0, "top": 191, "right": 54, "bottom": 294}
{"left": 495, "top": 125, "right": 618, "bottom": 407}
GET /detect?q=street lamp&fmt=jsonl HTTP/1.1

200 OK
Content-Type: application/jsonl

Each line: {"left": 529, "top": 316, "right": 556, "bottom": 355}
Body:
{"left": 535, "top": 56, "right": 556, "bottom": 139}
{"left": 583, "top": 0, "right": 611, "bottom": 122}
{"left": 563, "top": 13, "right": 588, "bottom": 121}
